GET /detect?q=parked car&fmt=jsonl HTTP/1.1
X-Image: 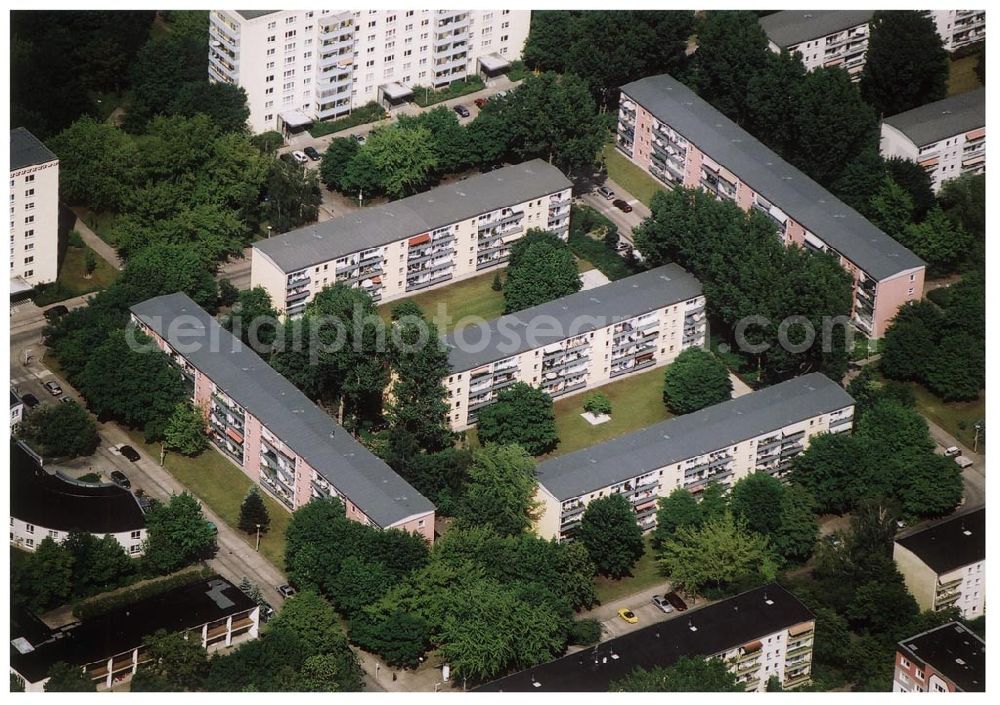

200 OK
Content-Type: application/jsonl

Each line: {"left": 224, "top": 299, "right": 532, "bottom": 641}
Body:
{"left": 43, "top": 381, "right": 63, "bottom": 396}
{"left": 613, "top": 198, "right": 633, "bottom": 213}
{"left": 118, "top": 445, "right": 141, "bottom": 462}
{"left": 277, "top": 584, "right": 297, "bottom": 598}
{"left": 303, "top": 146, "right": 321, "bottom": 161}
{"left": 652, "top": 595, "right": 674, "bottom": 614}
{"left": 278, "top": 152, "right": 295, "bottom": 164}
{"left": 453, "top": 104, "right": 471, "bottom": 118}
{"left": 207, "top": 522, "right": 218, "bottom": 535}
{"left": 21, "top": 393, "right": 40, "bottom": 409}
{"left": 474, "top": 97, "right": 488, "bottom": 109}
{"left": 597, "top": 186, "right": 615, "bottom": 200}
{"left": 351, "top": 133, "right": 366, "bottom": 144}
{"left": 291, "top": 150, "right": 309, "bottom": 165}
{"left": 495, "top": 90, "right": 509, "bottom": 99}
{"left": 614, "top": 241, "right": 631, "bottom": 253}
{"left": 617, "top": 607, "right": 639, "bottom": 624}
{"left": 43, "top": 304, "right": 69, "bottom": 321}
{"left": 665, "top": 591, "right": 688, "bottom": 612}
{"left": 110, "top": 470, "right": 131, "bottom": 489}
{"left": 955, "top": 455, "right": 974, "bottom": 469}
{"left": 59, "top": 396, "right": 76, "bottom": 404}
{"left": 944, "top": 446, "right": 961, "bottom": 457}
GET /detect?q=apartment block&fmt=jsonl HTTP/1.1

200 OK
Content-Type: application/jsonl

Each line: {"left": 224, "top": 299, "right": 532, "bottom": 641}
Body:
{"left": 880, "top": 88, "right": 985, "bottom": 193}
{"left": 760, "top": 10, "right": 873, "bottom": 78}
{"left": 10, "top": 576, "right": 259, "bottom": 692}
{"left": 252, "top": 160, "right": 572, "bottom": 317}
{"left": 10, "top": 128, "right": 59, "bottom": 296}
{"left": 11, "top": 441, "right": 147, "bottom": 555}
{"left": 928, "top": 10, "right": 986, "bottom": 52}
{"left": 477, "top": 583, "right": 815, "bottom": 692}
{"left": 894, "top": 622, "right": 985, "bottom": 692}
{"left": 209, "top": 9, "right": 531, "bottom": 134}
{"left": 893, "top": 506, "right": 985, "bottom": 620}
{"left": 443, "top": 264, "right": 705, "bottom": 430}
{"left": 130, "top": 293, "right": 435, "bottom": 541}
{"left": 617, "top": 74, "right": 925, "bottom": 338}
{"left": 534, "top": 373, "right": 854, "bottom": 541}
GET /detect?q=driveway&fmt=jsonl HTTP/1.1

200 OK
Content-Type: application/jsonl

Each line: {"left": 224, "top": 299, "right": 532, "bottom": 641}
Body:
{"left": 579, "top": 177, "right": 652, "bottom": 244}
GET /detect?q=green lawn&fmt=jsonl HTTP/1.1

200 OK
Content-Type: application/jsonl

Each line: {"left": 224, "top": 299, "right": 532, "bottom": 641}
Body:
{"left": 594, "top": 536, "right": 664, "bottom": 604}
{"left": 908, "top": 383, "right": 985, "bottom": 451}
{"left": 948, "top": 55, "right": 982, "bottom": 96}
{"left": 34, "top": 244, "right": 119, "bottom": 306}
{"left": 124, "top": 430, "right": 291, "bottom": 569}
{"left": 79, "top": 209, "right": 120, "bottom": 246}
{"left": 546, "top": 365, "right": 674, "bottom": 458}
{"left": 603, "top": 143, "right": 667, "bottom": 208}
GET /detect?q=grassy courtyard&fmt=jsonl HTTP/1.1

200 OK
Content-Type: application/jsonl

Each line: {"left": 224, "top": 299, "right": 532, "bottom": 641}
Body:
{"left": 602, "top": 143, "right": 667, "bottom": 208}
{"left": 594, "top": 536, "right": 664, "bottom": 604}
{"left": 948, "top": 54, "right": 983, "bottom": 96}
{"left": 125, "top": 431, "right": 291, "bottom": 568}
{"left": 547, "top": 365, "right": 674, "bottom": 457}
{"left": 909, "top": 383, "right": 985, "bottom": 451}
{"left": 34, "top": 243, "right": 119, "bottom": 306}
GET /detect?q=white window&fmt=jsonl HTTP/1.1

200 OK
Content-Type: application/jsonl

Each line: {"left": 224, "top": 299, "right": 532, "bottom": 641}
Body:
{"left": 25, "top": 174, "right": 35, "bottom": 183}
{"left": 25, "top": 538, "right": 34, "bottom": 548}
{"left": 24, "top": 229, "right": 33, "bottom": 239}
{"left": 129, "top": 544, "right": 141, "bottom": 555}
{"left": 267, "top": 21, "right": 276, "bottom": 30}
{"left": 131, "top": 530, "right": 142, "bottom": 540}
{"left": 24, "top": 188, "right": 34, "bottom": 197}
{"left": 24, "top": 256, "right": 33, "bottom": 264}
{"left": 25, "top": 523, "right": 34, "bottom": 534}
{"left": 48, "top": 530, "right": 57, "bottom": 539}
{"left": 24, "top": 243, "right": 33, "bottom": 251}
{"left": 24, "top": 215, "right": 33, "bottom": 224}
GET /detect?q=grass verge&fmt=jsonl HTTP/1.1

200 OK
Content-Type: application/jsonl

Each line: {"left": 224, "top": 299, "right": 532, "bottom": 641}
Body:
{"left": 908, "top": 383, "right": 985, "bottom": 451}
{"left": 412, "top": 76, "right": 485, "bottom": 107}
{"left": 948, "top": 54, "right": 982, "bottom": 96}
{"left": 34, "top": 244, "right": 119, "bottom": 306}
{"left": 594, "top": 536, "right": 664, "bottom": 604}
{"left": 310, "top": 101, "right": 387, "bottom": 138}
{"left": 602, "top": 143, "right": 667, "bottom": 208}
{"left": 378, "top": 270, "right": 506, "bottom": 331}
{"left": 124, "top": 430, "right": 291, "bottom": 568}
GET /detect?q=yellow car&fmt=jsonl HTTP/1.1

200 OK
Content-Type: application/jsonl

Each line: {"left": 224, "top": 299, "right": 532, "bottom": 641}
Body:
{"left": 617, "top": 608, "right": 638, "bottom": 624}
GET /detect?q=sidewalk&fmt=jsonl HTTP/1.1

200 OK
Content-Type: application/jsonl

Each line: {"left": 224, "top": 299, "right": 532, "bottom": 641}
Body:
{"left": 68, "top": 206, "right": 122, "bottom": 270}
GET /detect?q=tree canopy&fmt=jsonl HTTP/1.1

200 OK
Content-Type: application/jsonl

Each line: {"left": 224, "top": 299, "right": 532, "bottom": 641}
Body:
{"left": 611, "top": 657, "right": 744, "bottom": 692}
{"left": 577, "top": 495, "right": 646, "bottom": 578}
{"left": 457, "top": 444, "right": 539, "bottom": 537}
{"left": 16, "top": 400, "right": 99, "bottom": 458}
{"left": 502, "top": 230, "right": 582, "bottom": 313}
{"left": 662, "top": 348, "right": 733, "bottom": 414}
{"left": 475, "top": 382, "right": 559, "bottom": 455}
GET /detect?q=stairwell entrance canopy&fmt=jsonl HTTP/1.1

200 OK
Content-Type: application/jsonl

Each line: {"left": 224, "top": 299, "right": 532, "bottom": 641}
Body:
{"left": 279, "top": 110, "right": 312, "bottom": 128}
{"left": 381, "top": 82, "right": 414, "bottom": 101}
{"left": 479, "top": 53, "right": 510, "bottom": 73}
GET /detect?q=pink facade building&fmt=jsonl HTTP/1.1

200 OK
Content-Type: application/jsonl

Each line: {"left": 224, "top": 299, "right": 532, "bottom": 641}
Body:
{"left": 130, "top": 293, "right": 435, "bottom": 542}
{"left": 618, "top": 74, "right": 926, "bottom": 338}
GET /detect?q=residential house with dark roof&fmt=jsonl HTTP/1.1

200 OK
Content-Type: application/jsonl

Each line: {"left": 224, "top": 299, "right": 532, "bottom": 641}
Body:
{"left": 10, "top": 127, "right": 59, "bottom": 296}
{"left": 10, "top": 441, "right": 147, "bottom": 555}
{"left": 251, "top": 160, "right": 572, "bottom": 316}
{"left": 760, "top": 10, "right": 873, "bottom": 78}
{"left": 10, "top": 576, "right": 259, "bottom": 691}
{"left": 475, "top": 583, "right": 816, "bottom": 692}
{"left": 130, "top": 293, "right": 435, "bottom": 541}
{"left": 617, "top": 73, "right": 925, "bottom": 338}
{"left": 442, "top": 264, "right": 705, "bottom": 429}
{"left": 881, "top": 88, "right": 985, "bottom": 192}
{"left": 894, "top": 621, "right": 985, "bottom": 692}
{"left": 893, "top": 506, "right": 985, "bottom": 619}
{"left": 534, "top": 373, "right": 854, "bottom": 540}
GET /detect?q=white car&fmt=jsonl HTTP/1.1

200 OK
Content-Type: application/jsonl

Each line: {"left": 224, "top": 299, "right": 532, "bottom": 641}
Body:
{"left": 944, "top": 446, "right": 961, "bottom": 457}
{"left": 652, "top": 595, "right": 674, "bottom": 613}
{"left": 291, "top": 150, "right": 309, "bottom": 165}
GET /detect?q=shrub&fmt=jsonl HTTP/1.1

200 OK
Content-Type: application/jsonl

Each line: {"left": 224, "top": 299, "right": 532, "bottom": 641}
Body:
{"left": 310, "top": 102, "right": 387, "bottom": 137}
{"left": 583, "top": 392, "right": 612, "bottom": 416}
{"left": 73, "top": 565, "right": 213, "bottom": 619}
{"left": 567, "top": 618, "right": 603, "bottom": 645}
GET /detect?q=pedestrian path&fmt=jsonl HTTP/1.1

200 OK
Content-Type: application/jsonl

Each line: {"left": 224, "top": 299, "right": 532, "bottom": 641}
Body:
{"left": 67, "top": 206, "right": 122, "bottom": 270}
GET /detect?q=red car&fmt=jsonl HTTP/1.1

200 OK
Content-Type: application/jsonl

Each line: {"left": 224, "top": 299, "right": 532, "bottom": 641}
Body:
{"left": 665, "top": 591, "right": 688, "bottom": 611}
{"left": 613, "top": 199, "right": 633, "bottom": 213}
{"left": 474, "top": 97, "right": 488, "bottom": 109}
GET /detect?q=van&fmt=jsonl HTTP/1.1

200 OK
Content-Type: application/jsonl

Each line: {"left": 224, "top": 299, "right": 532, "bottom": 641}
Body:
{"left": 597, "top": 186, "right": 615, "bottom": 200}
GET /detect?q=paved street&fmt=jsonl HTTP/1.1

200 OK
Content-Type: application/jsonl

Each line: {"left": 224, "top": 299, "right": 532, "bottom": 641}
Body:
{"left": 579, "top": 177, "right": 652, "bottom": 245}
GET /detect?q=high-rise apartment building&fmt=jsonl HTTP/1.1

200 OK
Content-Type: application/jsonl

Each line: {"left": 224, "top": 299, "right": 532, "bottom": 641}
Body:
{"left": 443, "top": 264, "right": 706, "bottom": 430}
{"left": 209, "top": 9, "right": 531, "bottom": 134}
{"left": 928, "top": 10, "right": 986, "bottom": 52}
{"left": 534, "top": 373, "right": 854, "bottom": 541}
{"left": 251, "top": 160, "right": 571, "bottom": 317}
{"left": 10, "top": 128, "right": 59, "bottom": 296}
{"left": 617, "top": 74, "right": 926, "bottom": 338}
{"left": 880, "top": 88, "right": 985, "bottom": 193}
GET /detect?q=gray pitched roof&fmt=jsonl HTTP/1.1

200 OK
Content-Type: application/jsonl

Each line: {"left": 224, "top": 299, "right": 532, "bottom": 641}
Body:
{"left": 760, "top": 10, "right": 874, "bottom": 48}
{"left": 537, "top": 373, "right": 854, "bottom": 501}
{"left": 445, "top": 264, "right": 703, "bottom": 371}
{"left": 254, "top": 160, "right": 572, "bottom": 273}
{"left": 883, "top": 88, "right": 985, "bottom": 148}
{"left": 10, "top": 127, "right": 57, "bottom": 171}
{"left": 130, "top": 293, "right": 434, "bottom": 528}
{"left": 621, "top": 74, "right": 925, "bottom": 281}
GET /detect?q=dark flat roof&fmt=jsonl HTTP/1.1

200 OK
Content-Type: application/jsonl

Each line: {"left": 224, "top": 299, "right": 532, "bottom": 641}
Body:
{"left": 11, "top": 441, "right": 146, "bottom": 535}
{"left": 10, "top": 127, "right": 58, "bottom": 171}
{"left": 254, "top": 160, "right": 572, "bottom": 273}
{"left": 235, "top": 10, "right": 278, "bottom": 20}
{"left": 760, "top": 10, "right": 874, "bottom": 48}
{"left": 898, "top": 622, "right": 985, "bottom": 692}
{"left": 883, "top": 88, "right": 985, "bottom": 148}
{"left": 537, "top": 373, "right": 853, "bottom": 501}
{"left": 130, "top": 293, "right": 434, "bottom": 528}
{"left": 445, "top": 264, "right": 703, "bottom": 371}
{"left": 621, "top": 74, "right": 924, "bottom": 281}
{"left": 476, "top": 583, "right": 814, "bottom": 691}
{"left": 895, "top": 506, "right": 985, "bottom": 574}
{"left": 10, "top": 576, "right": 256, "bottom": 684}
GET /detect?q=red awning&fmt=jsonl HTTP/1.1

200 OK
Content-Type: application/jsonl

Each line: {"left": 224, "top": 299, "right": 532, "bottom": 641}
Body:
{"left": 225, "top": 427, "right": 244, "bottom": 444}
{"left": 408, "top": 233, "right": 431, "bottom": 247}
{"left": 965, "top": 127, "right": 986, "bottom": 141}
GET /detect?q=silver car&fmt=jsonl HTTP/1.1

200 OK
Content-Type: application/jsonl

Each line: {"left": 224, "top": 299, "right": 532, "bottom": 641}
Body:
{"left": 652, "top": 594, "right": 674, "bottom": 613}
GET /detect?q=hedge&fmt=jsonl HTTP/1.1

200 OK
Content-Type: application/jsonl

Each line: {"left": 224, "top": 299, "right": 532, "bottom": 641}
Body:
{"left": 73, "top": 565, "right": 215, "bottom": 620}
{"left": 310, "top": 102, "right": 387, "bottom": 138}
{"left": 412, "top": 75, "right": 485, "bottom": 107}
{"left": 567, "top": 205, "right": 642, "bottom": 281}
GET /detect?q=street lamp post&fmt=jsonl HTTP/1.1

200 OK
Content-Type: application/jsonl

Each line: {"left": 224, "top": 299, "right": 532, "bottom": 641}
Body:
{"left": 974, "top": 421, "right": 984, "bottom": 453}
{"left": 267, "top": 225, "right": 273, "bottom": 239}
{"left": 255, "top": 524, "right": 261, "bottom": 551}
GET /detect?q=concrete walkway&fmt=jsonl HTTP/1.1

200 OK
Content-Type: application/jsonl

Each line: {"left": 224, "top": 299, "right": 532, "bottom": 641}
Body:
{"left": 729, "top": 372, "right": 754, "bottom": 398}
{"left": 68, "top": 206, "right": 122, "bottom": 270}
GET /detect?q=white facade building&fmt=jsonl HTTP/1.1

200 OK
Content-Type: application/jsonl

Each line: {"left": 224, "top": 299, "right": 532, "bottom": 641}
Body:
{"left": 209, "top": 9, "right": 531, "bottom": 134}
{"left": 760, "top": 10, "right": 873, "bottom": 79}
{"left": 928, "top": 9, "right": 986, "bottom": 51}
{"left": 10, "top": 128, "right": 59, "bottom": 295}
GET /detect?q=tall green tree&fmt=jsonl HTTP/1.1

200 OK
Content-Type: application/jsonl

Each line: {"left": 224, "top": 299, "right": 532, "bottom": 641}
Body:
{"left": 44, "top": 662, "right": 95, "bottom": 692}
{"left": 238, "top": 487, "right": 271, "bottom": 536}
{"left": 860, "top": 11, "right": 949, "bottom": 117}
{"left": 12, "top": 536, "right": 73, "bottom": 612}
{"left": 502, "top": 230, "right": 582, "bottom": 313}
{"left": 652, "top": 488, "right": 703, "bottom": 547}
{"left": 612, "top": 657, "right": 744, "bottom": 692}
{"left": 730, "top": 472, "right": 785, "bottom": 538}
{"left": 577, "top": 495, "right": 645, "bottom": 578}
{"left": 261, "top": 159, "right": 321, "bottom": 234}
{"left": 64, "top": 532, "right": 135, "bottom": 598}
{"left": 898, "top": 207, "right": 972, "bottom": 276}
{"left": 16, "top": 400, "right": 99, "bottom": 458}
{"left": 130, "top": 630, "right": 209, "bottom": 692}
{"left": 127, "top": 34, "right": 207, "bottom": 130}
{"left": 884, "top": 157, "right": 936, "bottom": 221}
{"left": 774, "top": 484, "right": 820, "bottom": 564}
{"left": 119, "top": 243, "right": 221, "bottom": 309}
{"left": 662, "top": 348, "right": 733, "bottom": 414}
{"left": 142, "top": 492, "right": 217, "bottom": 574}
{"left": 475, "top": 382, "right": 559, "bottom": 456}
{"left": 319, "top": 137, "right": 360, "bottom": 191}
{"left": 363, "top": 125, "right": 439, "bottom": 199}
{"left": 221, "top": 286, "right": 279, "bottom": 354}
{"left": 163, "top": 402, "right": 208, "bottom": 456}
{"left": 168, "top": 82, "right": 250, "bottom": 134}
{"left": 47, "top": 117, "right": 140, "bottom": 211}
{"left": 457, "top": 444, "right": 539, "bottom": 537}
